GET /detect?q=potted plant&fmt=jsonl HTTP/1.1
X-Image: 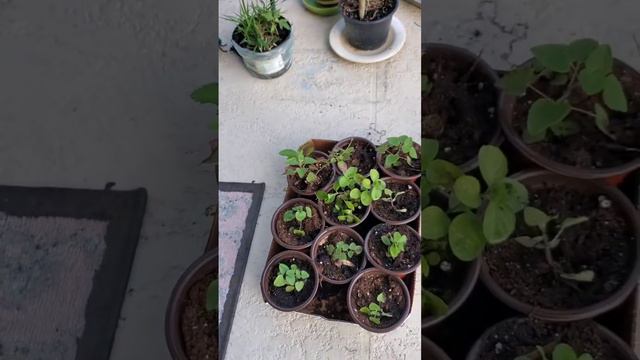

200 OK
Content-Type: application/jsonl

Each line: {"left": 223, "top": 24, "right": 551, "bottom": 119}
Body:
{"left": 370, "top": 177, "right": 420, "bottom": 224}
{"left": 330, "top": 136, "right": 377, "bottom": 175}
{"left": 347, "top": 268, "right": 410, "bottom": 332}
{"left": 271, "top": 198, "right": 325, "bottom": 250}
{"left": 466, "top": 317, "right": 637, "bottom": 360}
{"left": 279, "top": 146, "right": 336, "bottom": 196}
{"left": 310, "top": 226, "right": 366, "bottom": 284}
{"left": 376, "top": 135, "right": 422, "bottom": 181}
{"left": 225, "top": 0, "right": 293, "bottom": 79}
{"left": 422, "top": 44, "right": 502, "bottom": 172}
{"left": 499, "top": 39, "right": 640, "bottom": 180}
{"left": 365, "top": 223, "right": 421, "bottom": 276}
{"left": 261, "top": 250, "right": 319, "bottom": 311}
{"left": 340, "top": 0, "right": 399, "bottom": 50}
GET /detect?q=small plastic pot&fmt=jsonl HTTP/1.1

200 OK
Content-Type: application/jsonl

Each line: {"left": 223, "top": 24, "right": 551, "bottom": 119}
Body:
{"left": 422, "top": 337, "right": 451, "bottom": 360}
{"left": 310, "top": 226, "right": 367, "bottom": 284}
{"left": 376, "top": 142, "right": 422, "bottom": 182}
{"left": 347, "top": 268, "right": 410, "bottom": 333}
{"left": 480, "top": 170, "right": 640, "bottom": 322}
{"left": 165, "top": 251, "right": 217, "bottom": 360}
{"left": 370, "top": 177, "right": 421, "bottom": 225}
{"left": 261, "top": 250, "right": 320, "bottom": 312}
{"left": 286, "top": 150, "right": 336, "bottom": 197}
{"left": 271, "top": 198, "right": 326, "bottom": 251}
{"left": 231, "top": 24, "right": 294, "bottom": 79}
{"left": 340, "top": 0, "right": 398, "bottom": 50}
{"left": 365, "top": 223, "right": 421, "bottom": 276}
{"left": 331, "top": 136, "right": 377, "bottom": 175}
{"left": 465, "top": 317, "right": 638, "bottom": 360}
{"left": 317, "top": 191, "right": 371, "bottom": 228}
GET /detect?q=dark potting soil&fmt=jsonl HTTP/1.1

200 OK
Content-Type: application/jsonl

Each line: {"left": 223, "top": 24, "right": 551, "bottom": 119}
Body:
{"left": 485, "top": 185, "right": 634, "bottom": 310}
{"left": 287, "top": 155, "right": 333, "bottom": 194}
{"left": 232, "top": 21, "right": 291, "bottom": 52}
{"left": 181, "top": 273, "right": 218, "bottom": 360}
{"left": 422, "top": 243, "right": 467, "bottom": 317}
{"left": 368, "top": 223, "right": 420, "bottom": 272}
{"left": 422, "top": 51, "right": 498, "bottom": 166}
{"left": 275, "top": 201, "right": 323, "bottom": 246}
{"left": 269, "top": 257, "right": 315, "bottom": 308}
{"left": 512, "top": 62, "right": 640, "bottom": 169}
{"left": 316, "top": 230, "right": 364, "bottom": 281}
{"left": 334, "top": 138, "right": 377, "bottom": 175}
{"left": 341, "top": 0, "right": 395, "bottom": 21}
{"left": 320, "top": 199, "right": 367, "bottom": 225}
{"left": 380, "top": 144, "right": 422, "bottom": 177}
{"left": 372, "top": 181, "right": 419, "bottom": 221}
{"left": 473, "top": 318, "right": 626, "bottom": 360}
{"left": 350, "top": 271, "right": 406, "bottom": 328}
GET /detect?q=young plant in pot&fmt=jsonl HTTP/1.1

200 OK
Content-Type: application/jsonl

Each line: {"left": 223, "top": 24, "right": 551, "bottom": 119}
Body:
{"left": 365, "top": 223, "right": 421, "bottom": 276}
{"left": 422, "top": 44, "right": 501, "bottom": 172}
{"left": 376, "top": 135, "right": 422, "bottom": 181}
{"left": 330, "top": 136, "right": 377, "bottom": 175}
{"left": 311, "top": 226, "right": 366, "bottom": 284}
{"left": 316, "top": 167, "right": 384, "bottom": 227}
{"left": 225, "top": 0, "right": 293, "bottom": 79}
{"left": 347, "top": 268, "right": 410, "bottom": 332}
{"left": 499, "top": 39, "right": 640, "bottom": 180}
{"left": 261, "top": 251, "right": 319, "bottom": 311}
{"left": 279, "top": 146, "right": 336, "bottom": 196}
{"left": 271, "top": 198, "right": 325, "bottom": 250}
{"left": 339, "top": 0, "right": 399, "bottom": 50}
{"left": 370, "top": 178, "right": 420, "bottom": 224}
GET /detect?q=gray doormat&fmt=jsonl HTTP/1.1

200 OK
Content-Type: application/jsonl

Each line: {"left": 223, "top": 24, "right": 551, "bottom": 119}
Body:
{"left": 0, "top": 186, "right": 147, "bottom": 360}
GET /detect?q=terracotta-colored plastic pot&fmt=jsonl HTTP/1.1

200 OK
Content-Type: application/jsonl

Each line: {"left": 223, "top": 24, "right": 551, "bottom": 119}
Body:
{"left": 481, "top": 170, "right": 640, "bottom": 322}
{"left": 165, "top": 251, "right": 217, "bottom": 360}
{"left": 376, "top": 141, "right": 422, "bottom": 182}
{"left": 422, "top": 43, "right": 503, "bottom": 173}
{"left": 286, "top": 150, "right": 336, "bottom": 197}
{"left": 465, "top": 317, "right": 638, "bottom": 360}
{"left": 310, "top": 226, "right": 367, "bottom": 284}
{"left": 365, "top": 223, "right": 421, "bottom": 276}
{"left": 499, "top": 58, "right": 640, "bottom": 180}
{"left": 317, "top": 190, "right": 371, "bottom": 228}
{"left": 347, "top": 268, "right": 410, "bottom": 333}
{"left": 260, "top": 250, "right": 320, "bottom": 312}
{"left": 423, "top": 336, "right": 451, "bottom": 360}
{"left": 271, "top": 198, "right": 326, "bottom": 251}
{"left": 370, "top": 177, "right": 421, "bottom": 225}
{"left": 331, "top": 136, "right": 377, "bottom": 175}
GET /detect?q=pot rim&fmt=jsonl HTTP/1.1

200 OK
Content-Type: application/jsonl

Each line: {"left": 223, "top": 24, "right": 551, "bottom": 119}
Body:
{"left": 376, "top": 142, "right": 422, "bottom": 182}
{"left": 364, "top": 223, "right": 421, "bottom": 276}
{"left": 370, "top": 177, "right": 421, "bottom": 225}
{"left": 286, "top": 150, "right": 336, "bottom": 197}
{"left": 422, "top": 336, "right": 452, "bottom": 360}
{"left": 480, "top": 170, "right": 640, "bottom": 322}
{"left": 310, "top": 225, "right": 367, "bottom": 284}
{"left": 260, "top": 250, "right": 320, "bottom": 312}
{"left": 346, "top": 267, "right": 411, "bottom": 333}
{"left": 271, "top": 198, "right": 326, "bottom": 251}
{"left": 339, "top": 0, "right": 399, "bottom": 25}
{"left": 330, "top": 136, "right": 378, "bottom": 176}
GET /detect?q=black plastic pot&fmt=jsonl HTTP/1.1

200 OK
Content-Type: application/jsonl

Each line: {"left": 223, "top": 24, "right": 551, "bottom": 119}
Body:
{"left": 341, "top": 0, "right": 399, "bottom": 50}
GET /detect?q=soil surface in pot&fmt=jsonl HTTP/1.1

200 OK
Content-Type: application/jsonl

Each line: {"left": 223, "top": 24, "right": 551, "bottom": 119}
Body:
{"left": 268, "top": 257, "right": 315, "bottom": 308}
{"left": 511, "top": 62, "right": 640, "bottom": 169}
{"left": 422, "top": 244, "right": 467, "bottom": 318}
{"left": 474, "top": 318, "right": 626, "bottom": 360}
{"left": 232, "top": 21, "right": 291, "bottom": 52}
{"left": 422, "top": 52, "right": 498, "bottom": 166}
{"left": 334, "top": 138, "right": 377, "bottom": 175}
{"left": 485, "top": 185, "right": 634, "bottom": 309}
{"left": 181, "top": 273, "right": 218, "bottom": 360}
{"left": 341, "top": 0, "right": 395, "bottom": 21}
{"left": 287, "top": 155, "right": 333, "bottom": 194}
{"left": 316, "top": 230, "right": 364, "bottom": 281}
{"left": 320, "top": 199, "right": 367, "bottom": 226}
{"left": 275, "top": 201, "right": 323, "bottom": 246}
{"left": 368, "top": 224, "right": 420, "bottom": 272}
{"left": 380, "top": 145, "right": 422, "bottom": 177}
{"left": 350, "top": 271, "right": 406, "bottom": 328}
{"left": 372, "top": 181, "right": 419, "bottom": 221}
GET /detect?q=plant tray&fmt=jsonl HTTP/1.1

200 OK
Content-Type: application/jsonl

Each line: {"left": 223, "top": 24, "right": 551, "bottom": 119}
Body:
{"left": 261, "top": 138, "right": 419, "bottom": 328}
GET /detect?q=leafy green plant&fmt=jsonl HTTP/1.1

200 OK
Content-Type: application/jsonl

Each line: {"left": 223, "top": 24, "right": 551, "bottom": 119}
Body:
{"left": 329, "top": 142, "right": 356, "bottom": 173}
{"left": 283, "top": 205, "right": 313, "bottom": 237}
{"left": 225, "top": 0, "right": 290, "bottom": 53}
{"left": 359, "top": 292, "right": 392, "bottom": 325}
{"left": 280, "top": 147, "right": 322, "bottom": 184}
{"left": 316, "top": 167, "right": 386, "bottom": 224}
{"left": 515, "top": 343, "right": 593, "bottom": 360}
{"left": 377, "top": 187, "right": 409, "bottom": 213}
{"left": 377, "top": 135, "right": 420, "bottom": 170}
{"left": 326, "top": 241, "right": 363, "bottom": 262}
{"left": 499, "top": 39, "right": 628, "bottom": 142}
{"left": 381, "top": 231, "right": 407, "bottom": 259}
{"left": 273, "top": 263, "right": 310, "bottom": 292}
{"left": 205, "top": 279, "right": 218, "bottom": 312}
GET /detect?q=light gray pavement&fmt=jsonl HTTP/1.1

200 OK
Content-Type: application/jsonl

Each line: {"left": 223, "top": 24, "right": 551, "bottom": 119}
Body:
{"left": 0, "top": 1, "right": 217, "bottom": 359}
{"left": 218, "top": 0, "right": 422, "bottom": 358}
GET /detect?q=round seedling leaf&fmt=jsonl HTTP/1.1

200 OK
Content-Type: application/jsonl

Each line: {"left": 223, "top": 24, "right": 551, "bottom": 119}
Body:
{"left": 350, "top": 188, "right": 361, "bottom": 200}
{"left": 585, "top": 44, "right": 613, "bottom": 73}
{"left": 360, "top": 191, "right": 372, "bottom": 206}
{"left": 423, "top": 289, "right": 449, "bottom": 316}
{"left": 524, "top": 206, "right": 550, "bottom": 228}
{"left": 453, "top": 175, "right": 482, "bottom": 208}
{"left": 294, "top": 281, "right": 305, "bottom": 292}
{"left": 369, "top": 169, "right": 380, "bottom": 182}
{"left": 278, "top": 263, "right": 289, "bottom": 274}
{"left": 594, "top": 103, "right": 612, "bottom": 136}
{"left": 532, "top": 44, "right": 571, "bottom": 73}
{"left": 527, "top": 99, "right": 571, "bottom": 136}
{"left": 422, "top": 206, "right": 450, "bottom": 240}
{"left": 273, "top": 274, "right": 286, "bottom": 287}
{"left": 295, "top": 211, "right": 306, "bottom": 222}
{"left": 568, "top": 38, "right": 599, "bottom": 62}
{"left": 552, "top": 343, "right": 577, "bottom": 360}
{"left": 426, "top": 159, "right": 463, "bottom": 187}
{"left": 578, "top": 68, "right": 606, "bottom": 95}
{"left": 448, "top": 213, "right": 486, "bottom": 261}
{"left": 300, "top": 270, "right": 310, "bottom": 279}
{"left": 479, "top": 145, "right": 508, "bottom": 187}
{"left": 376, "top": 292, "right": 386, "bottom": 303}
{"left": 483, "top": 201, "right": 516, "bottom": 244}
{"left": 498, "top": 67, "right": 537, "bottom": 96}
{"left": 603, "top": 75, "right": 628, "bottom": 112}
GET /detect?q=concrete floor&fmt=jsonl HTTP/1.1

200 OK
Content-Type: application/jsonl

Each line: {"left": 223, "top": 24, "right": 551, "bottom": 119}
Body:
{"left": 0, "top": 1, "right": 217, "bottom": 359}
{"left": 218, "top": 0, "right": 421, "bottom": 359}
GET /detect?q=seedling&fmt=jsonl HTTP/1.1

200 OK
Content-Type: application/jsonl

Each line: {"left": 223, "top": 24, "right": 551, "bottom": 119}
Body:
{"left": 329, "top": 141, "right": 356, "bottom": 173}
{"left": 515, "top": 343, "right": 593, "bottom": 360}
{"left": 378, "top": 187, "right": 408, "bottom": 213}
{"left": 273, "top": 263, "right": 310, "bottom": 292}
{"left": 225, "top": 0, "right": 290, "bottom": 53}
{"left": 316, "top": 167, "right": 386, "bottom": 224}
{"left": 205, "top": 279, "right": 218, "bottom": 312}
{"left": 359, "top": 292, "right": 393, "bottom": 325}
{"left": 500, "top": 39, "right": 629, "bottom": 142}
{"left": 377, "top": 135, "right": 420, "bottom": 170}
{"left": 381, "top": 231, "right": 407, "bottom": 259}
{"left": 325, "top": 241, "right": 362, "bottom": 267}
{"left": 422, "top": 74, "right": 433, "bottom": 95}
{"left": 283, "top": 205, "right": 313, "bottom": 237}
{"left": 190, "top": 83, "right": 218, "bottom": 164}
{"left": 279, "top": 147, "right": 324, "bottom": 184}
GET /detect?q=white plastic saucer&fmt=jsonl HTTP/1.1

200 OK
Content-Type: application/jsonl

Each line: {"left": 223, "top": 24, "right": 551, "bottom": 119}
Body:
{"left": 329, "top": 17, "right": 406, "bottom": 64}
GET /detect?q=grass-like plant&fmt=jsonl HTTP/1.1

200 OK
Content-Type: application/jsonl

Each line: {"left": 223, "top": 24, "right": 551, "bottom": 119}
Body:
{"left": 273, "top": 263, "right": 310, "bottom": 292}
{"left": 359, "top": 292, "right": 392, "bottom": 325}
{"left": 225, "top": 0, "right": 290, "bottom": 53}
{"left": 283, "top": 205, "right": 313, "bottom": 237}
{"left": 515, "top": 343, "right": 593, "bottom": 360}
{"left": 377, "top": 135, "right": 419, "bottom": 170}
{"left": 381, "top": 231, "right": 407, "bottom": 259}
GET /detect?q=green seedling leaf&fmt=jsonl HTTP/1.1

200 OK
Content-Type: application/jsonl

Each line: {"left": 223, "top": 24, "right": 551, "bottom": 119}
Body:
{"left": 294, "top": 281, "right": 304, "bottom": 292}
{"left": 449, "top": 213, "right": 485, "bottom": 261}
{"left": 274, "top": 274, "right": 286, "bottom": 287}
{"left": 191, "top": 83, "right": 218, "bottom": 105}
{"left": 553, "top": 343, "right": 577, "bottom": 360}
{"left": 585, "top": 44, "right": 613, "bottom": 73}
{"left": 279, "top": 263, "right": 289, "bottom": 274}
{"left": 300, "top": 270, "right": 310, "bottom": 279}
{"left": 206, "top": 279, "right": 218, "bottom": 312}
{"left": 295, "top": 211, "right": 306, "bottom": 222}
{"left": 422, "top": 138, "right": 439, "bottom": 164}
{"left": 499, "top": 67, "right": 537, "bottom": 96}
{"left": 532, "top": 44, "right": 571, "bottom": 73}
{"left": 560, "top": 270, "right": 595, "bottom": 283}
{"left": 369, "top": 303, "right": 381, "bottom": 312}
{"left": 578, "top": 355, "right": 594, "bottom": 360}
{"left": 422, "top": 256, "right": 430, "bottom": 278}
{"left": 285, "top": 285, "right": 295, "bottom": 292}
{"left": 350, "top": 188, "right": 361, "bottom": 199}
{"left": 422, "top": 289, "right": 449, "bottom": 316}
{"left": 594, "top": 103, "right": 611, "bottom": 136}
{"left": 426, "top": 159, "right": 463, "bottom": 187}
{"left": 524, "top": 206, "right": 551, "bottom": 228}
{"left": 578, "top": 68, "right": 607, "bottom": 95}
{"left": 523, "top": 128, "right": 546, "bottom": 144}
{"left": 426, "top": 252, "right": 441, "bottom": 266}
{"left": 479, "top": 145, "right": 508, "bottom": 187}
{"left": 514, "top": 235, "right": 545, "bottom": 248}
{"left": 483, "top": 201, "right": 516, "bottom": 244}
{"left": 283, "top": 210, "right": 295, "bottom": 222}
{"left": 560, "top": 216, "right": 589, "bottom": 229}
{"left": 568, "top": 38, "right": 599, "bottom": 62}
{"left": 603, "top": 75, "right": 628, "bottom": 112}
{"left": 377, "top": 292, "right": 386, "bottom": 303}
{"left": 422, "top": 206, "right": 450, "bottom": 240}
{"left": 360, "top": 306, "right": 370, "bottom": 314}
{"left": 453, "top": 175, "right": 482, "bottom": 208}
{"left": 369, "top": 169, "right": 380, "bottom": 182}
{"left": 551, "top": 120, "right": 580, "bottom": 137}
{"left": 279, "top": 149, "right": 298, "bottom": 158}
{"left": 527, "top": 99, "right": 571, "bottom": 136}
{"left": 360, "top": 191, "right": 372, "bottom": 206}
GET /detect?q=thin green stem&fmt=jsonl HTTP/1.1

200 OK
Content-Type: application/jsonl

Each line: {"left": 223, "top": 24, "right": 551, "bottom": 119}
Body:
{"left": 528, "top": 85, "right": 552, "bottom": 100}
{"left": 570, "top": 106, "right": 596, "bottom": 117}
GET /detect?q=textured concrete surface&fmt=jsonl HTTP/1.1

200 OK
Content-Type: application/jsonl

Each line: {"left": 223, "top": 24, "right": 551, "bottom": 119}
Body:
{"left": 0, "top": 1, "right": 217, "bottom": 359}
{"left": 219, "top": 0, "right": 421, "bottom": 358}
